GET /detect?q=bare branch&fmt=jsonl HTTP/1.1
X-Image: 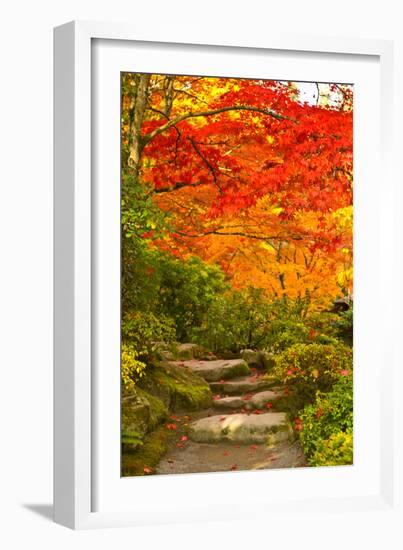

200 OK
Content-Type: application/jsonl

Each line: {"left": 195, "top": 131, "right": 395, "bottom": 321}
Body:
{"left": 142, "top": 105, "right": 297, "bottom": 145}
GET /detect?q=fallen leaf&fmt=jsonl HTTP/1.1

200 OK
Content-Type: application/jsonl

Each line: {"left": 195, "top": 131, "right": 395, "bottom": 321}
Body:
{"left": 166, "top": 423, "right": 177, "bottom": 430}
{"left": 180, "top": 435, "right": 188, "bottom": 442}
{"left": 143, "top": 467, "right": 152, "bottom": 475}
{"left": 223, "top": 451, "right": 230, "bottom": 456}
{"left": 230, "top": 464, "right": 238, "bottom": 471}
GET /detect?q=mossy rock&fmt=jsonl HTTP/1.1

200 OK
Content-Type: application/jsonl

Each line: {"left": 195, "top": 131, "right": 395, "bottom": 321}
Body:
{"left": 121, "top": 387, "right": 168, "bottom": 451}
{"left": 138, "top": 361, "right": 212, "bottom": 411}
{"left": 122, "top": 424, "right": 177, "bottom": 476}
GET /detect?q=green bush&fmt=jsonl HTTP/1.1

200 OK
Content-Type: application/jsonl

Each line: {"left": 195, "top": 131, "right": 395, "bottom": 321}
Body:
{"left": 121, "top": 342, "right": 147, "bottom": 394}
{"left": 310, "top": 431, "right": 353, "bottom": 467}
{"left": 122, "top": 310, "right": 176, "bottom": 361}
{"left": 272, "top": 342, "right": 352, "bottom": 409}
{"left": 156, "top": 255, "right": 227, "bottom": 341}
{"left": 190, "top": 287, "right": 273, "bottom": 352}
{"left": 298, "top": 374, "right": 353, "bottom": 465}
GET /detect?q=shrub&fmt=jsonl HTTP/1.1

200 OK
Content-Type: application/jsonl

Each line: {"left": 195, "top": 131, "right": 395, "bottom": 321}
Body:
{"left": 310, "top": 431, "right": 353, "bottom": 467}
{"left": 298, "top": 374, "right": 353, "bottom": 465}
{"left": 156, "top": 255, "right": 228, "bottom": 341}
{"left": 121, "top": 342, "right": 147, "bottom": 394}
{"left": 262, "top": 318, "right": 310, "bottom": 352}
{"left": 121, "top": 310, "right": 176, "bottom": 360}
{"left": 191, "top": 287, "right": 273, "bottom": 352}
{"left": 272, "top": 342, "right": 352, "bottom": 409}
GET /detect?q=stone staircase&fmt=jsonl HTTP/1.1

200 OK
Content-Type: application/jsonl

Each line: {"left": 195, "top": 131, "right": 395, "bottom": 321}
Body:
{"left": 168, "top": 356, "right": 292, "bottom": 446}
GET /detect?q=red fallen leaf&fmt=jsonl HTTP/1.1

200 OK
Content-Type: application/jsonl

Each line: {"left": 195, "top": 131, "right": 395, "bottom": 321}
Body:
{"left": 180, "top": 435, "right": 188, "bottom": 442}
{"left": 253, "top": 409, "right": 262, "bottom": 415}
{"left": 213, "top": 394, "right": 222, "bottom": 400}
{"left": 243, "top": 394, "right": 253, "bottom": 401}
{"left": 240, "top": 408, "right": 247, "bottom": 413}
{"left": 166, "top": 423, "right": 177, "bottom": 430}
{"left": 143, "top": 467, "right": 152, "bottom": 475}
{"left": 286, "top": 369, "right": 294, "bottom": 376}
{"left": 251, "top": 367, "right": 257, "bottom": 373}
{"left": 266, "top": 402, "right": 273, "bottom": 409}
{"left": 176, "top": 443, "right": 184, "bottom": 448}
{"left": 223, "top": 451, "right": 230, "bottom": 456}
{"left": 169, "top": 415, "right": 179, "bottom": 421}
{"left": 250, "top": 445, "right": 258, "bottom": 450}
{"left": 340, "top": 369, "right": 350, "bottom": 376}
{"left": 219, "top": 416, "right": 227, "bottom": 422}
{"left": 309, "top": 328, "right": 315, "bottom": 339}
{"left": 219, "top": 379, "right": 225, "bottom": 384}
{"left": 230, "top": 464, "right": 238, "bottom": 471}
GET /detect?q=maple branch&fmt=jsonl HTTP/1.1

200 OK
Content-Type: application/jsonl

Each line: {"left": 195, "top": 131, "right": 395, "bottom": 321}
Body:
{"left": 187, "top": 137, "right": 224, "bottom": 193}
{"left": 174, "top": 229, "right": 303, "bottom": 241}
{"left": 142, "top": 105, "right": 296, "bottom": 145}
{"left": 154, "top": 180, "right": 211, "bottom": 194}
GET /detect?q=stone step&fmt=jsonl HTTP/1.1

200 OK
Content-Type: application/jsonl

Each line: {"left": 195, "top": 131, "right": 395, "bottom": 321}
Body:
{"left": 213, "top": 389, "right": 283, "bottom": 410}
{"left": 169, "top": 358, "right": 250, "bottom": 382}
{"left": 209, "top": 374, "right": 276, "bottom": 395}
{"left": 189, "top": 412, "right": 291, "bottom": 444}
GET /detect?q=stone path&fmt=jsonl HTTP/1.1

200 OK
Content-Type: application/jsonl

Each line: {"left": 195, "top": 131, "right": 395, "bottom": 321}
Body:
{"left": 156, "top": 354, "right": 306, "bottom": 474}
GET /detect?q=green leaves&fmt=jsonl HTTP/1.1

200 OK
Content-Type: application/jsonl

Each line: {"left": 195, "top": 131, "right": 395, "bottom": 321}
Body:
{"left": 298, "top": 375, "right": 353, "bottom": 465}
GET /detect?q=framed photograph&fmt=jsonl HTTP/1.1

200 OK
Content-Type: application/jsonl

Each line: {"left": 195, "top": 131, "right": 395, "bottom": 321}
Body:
{"left": 54, "top": 21, "right": 398, "bottom": 531}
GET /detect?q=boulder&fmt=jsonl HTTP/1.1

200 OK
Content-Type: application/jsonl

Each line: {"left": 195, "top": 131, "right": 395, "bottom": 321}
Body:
{"left": 121, "top": 387, "right": 168, "bottom": 450}
{"left": 259, "top": 351, "right": 276, "bottom": 371}
{"left": 176, "top": 343, "right": 204, "bottom": 360}
{"left": 139, "top": 361, "right": 212, "bottom": 411}
{"left": 170, "top": 358, "right": 250, "bottom": 382}
{"left": 240, "top": 349, "right": 276, "bottom": 370}
{"left": 240, "top": 349, "right": 262, "bottom": 367}
{"left": 189, "top": 412, "right": 291, "bottom": 444}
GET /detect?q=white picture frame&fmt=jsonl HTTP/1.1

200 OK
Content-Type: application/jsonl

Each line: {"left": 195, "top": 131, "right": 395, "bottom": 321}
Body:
{"left": 54, "top": 20, "right": 400, "bottom": 531}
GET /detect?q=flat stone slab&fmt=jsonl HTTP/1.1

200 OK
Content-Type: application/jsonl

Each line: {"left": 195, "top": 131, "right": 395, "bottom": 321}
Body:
{"left": 245, "top": 390, "right": 283, "bottom": 409}
{"left": 189, "top": 412, "right": 291, "bottom": 444}
{"left": 213, "top": 396, "right": 245, "bottom": 409}
{"left": 170, "top": 358, "right": 250, "bottom": 382}
{"left": 210, "top": 375, "right": 276, "bottom": 394}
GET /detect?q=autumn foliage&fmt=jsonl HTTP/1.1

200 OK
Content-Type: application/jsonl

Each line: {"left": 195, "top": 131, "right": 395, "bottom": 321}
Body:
{"left": 121, "top": 74, "right": 353, "bottom": 310}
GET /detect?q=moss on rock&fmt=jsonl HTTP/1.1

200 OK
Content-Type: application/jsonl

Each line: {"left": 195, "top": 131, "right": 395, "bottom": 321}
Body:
{"left": 122, "top": 424, "right": 177, "bottom": 477}
{"left": 122, "top": 386, "right": 168, "bottom": 451}
{"left": 139, "top": 361, "right": 212, "bottom": 411}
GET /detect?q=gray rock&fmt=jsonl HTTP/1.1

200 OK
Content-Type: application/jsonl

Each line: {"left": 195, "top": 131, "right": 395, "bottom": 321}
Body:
{"left": 169, "top": 358, "right": 250, "bottom": 382}
{"left": 240, "top": 349, "right": 262, "bottom": 367}
{"left": 210, "top": 375, "right": 276, "bottom": 394}
{"left": 176, "top": 343, "right": 203, "bottom": 360}
{"left": 189, "top": 412, "right": 291, "bottom": 444}
{"left": 245, "top": 390, "right": 282, "bottom": 410}
{"left": 212, "top": 396, "right": 245, "bottom": 409}
{"left": 259, "top": 351, "right": 276, "bottom": 371}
